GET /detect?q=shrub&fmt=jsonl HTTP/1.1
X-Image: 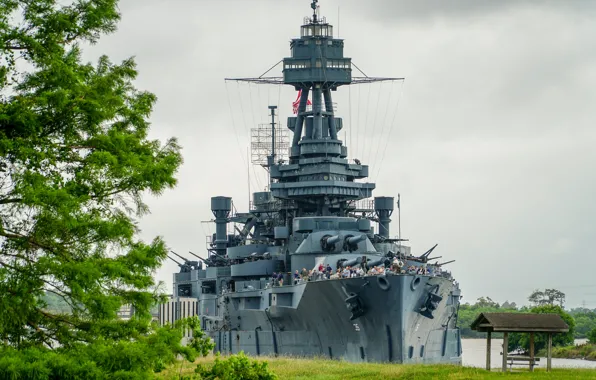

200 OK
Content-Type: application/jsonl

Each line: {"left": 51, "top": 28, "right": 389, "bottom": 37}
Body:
{"left": 195, "top": 352, "right": 277, "bottom": 380}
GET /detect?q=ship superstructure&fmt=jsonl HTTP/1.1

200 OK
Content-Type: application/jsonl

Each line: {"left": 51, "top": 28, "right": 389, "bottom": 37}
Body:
{"left": 162, "top": 1, "right": 462, "bottom": 364}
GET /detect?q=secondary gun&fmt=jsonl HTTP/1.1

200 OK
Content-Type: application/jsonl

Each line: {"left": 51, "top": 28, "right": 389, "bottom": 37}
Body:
{"left": 170, "top": 250, "right": 189, "bottom": 262}
{"left": 338, "top": 256, "right": 361, "bottom": 268}
{"left": 170, "top": 250, "right": 202, "bottom": 270}
{"left": 366, "top": 257, "right": 390, "bottom": 268}
{"left": 167, "top": 254, "right": 182, "bottom": 266}
{"left": 188, "top": 251, "right": 207, "bottom": 262}
{"left": 418, "top": 244, "right": 438, "bottom": 262}
{"left": 167, "top": 254, "right": 192, "bottom": 273}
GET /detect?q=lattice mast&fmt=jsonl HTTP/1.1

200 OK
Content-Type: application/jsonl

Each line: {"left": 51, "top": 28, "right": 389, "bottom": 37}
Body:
{"left": 250, "top": 106, "right": 289, "bottom": 186}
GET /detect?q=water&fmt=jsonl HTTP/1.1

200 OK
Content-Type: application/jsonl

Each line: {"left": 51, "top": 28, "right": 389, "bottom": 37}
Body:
{"left": 462, "top": 339, "right": 596, "bottom": 369}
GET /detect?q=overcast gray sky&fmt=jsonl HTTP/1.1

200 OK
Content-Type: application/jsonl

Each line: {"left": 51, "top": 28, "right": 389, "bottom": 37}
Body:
{"left": 85, "top": 0, "right": 596, "bottom": 308}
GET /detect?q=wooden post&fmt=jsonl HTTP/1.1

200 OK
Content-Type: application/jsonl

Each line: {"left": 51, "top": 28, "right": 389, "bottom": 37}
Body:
{"left": 529, "top": 332, "right": 535, "bottom": 372}
{"left": 547, "top": 333, "right": 552, "bottom": 372}
{"left": 486, "top": 331, "right": 491, "bottom": 371}
{"left": 502, "top": 332, "right": 508, "bottom": 372}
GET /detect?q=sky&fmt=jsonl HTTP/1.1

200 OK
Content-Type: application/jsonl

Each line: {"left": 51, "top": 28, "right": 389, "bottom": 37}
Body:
{"left": 84, "top": 0, "right": 596, "bottom": 308}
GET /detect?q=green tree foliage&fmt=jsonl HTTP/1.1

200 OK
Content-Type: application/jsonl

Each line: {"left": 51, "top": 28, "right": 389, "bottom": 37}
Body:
{"left": 569, "top": 308, "right": 596, "bottom": 339}
{"left": 508, "top": 305, "right": 576, "bottom": 353}
{"left": 0, "top": 317, "right": 214, "bottom": 379}
{"left": 0, "top": 0, "right": 212, "bottom": 377}
{"left": 195, "top": 352, "right": 277, "bottom": 380}
{"left": 589, "top": 328, "right": 596, "bottom": 344}
{"left": 475, "top": 297, "right": 500, "bottom": 308}
{"left": 528, "top": 289, "right": 566, "bottom": 307}
{"left": 457, "top": 297, "right": 518, "bottom": 338}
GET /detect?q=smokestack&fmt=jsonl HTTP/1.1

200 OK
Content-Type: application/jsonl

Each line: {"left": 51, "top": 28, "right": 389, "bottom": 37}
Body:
{"left": 374, "top": 196, "right": 394, "bottom": 238}
{"left": 211, "top": 196, "right": 232, "bottom": 256}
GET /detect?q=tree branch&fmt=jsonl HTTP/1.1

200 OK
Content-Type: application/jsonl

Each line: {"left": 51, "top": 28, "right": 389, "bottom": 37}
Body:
{"left": 0, "top": 198, "right": 22, "bottom": 205}
{"left": 1, "top": 229, "right": 73, "bottom": 263}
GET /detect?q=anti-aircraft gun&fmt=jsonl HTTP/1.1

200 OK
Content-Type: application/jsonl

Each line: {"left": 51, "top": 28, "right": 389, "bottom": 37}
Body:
{"left": 169, "top": 251, "right": 202, "bottom": 271}
{"left": 202, "top": 251, "right": 229, "bottom": 267}
{"left": 167, "top": 254, "right": 191, "bottom": 273}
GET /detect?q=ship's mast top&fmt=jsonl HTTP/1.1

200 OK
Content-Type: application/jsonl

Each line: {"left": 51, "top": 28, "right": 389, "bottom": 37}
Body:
{"left": 263, "top": 0, "right": 375, "bottom": 216}
{"left": 311, "top": 0, "right": 319, "bottom": 23}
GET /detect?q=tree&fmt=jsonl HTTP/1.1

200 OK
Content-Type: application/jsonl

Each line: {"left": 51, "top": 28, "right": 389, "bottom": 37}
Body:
{"left": 508, "top": 305, "right": 576, "bottom": 353}
{"left": 589, "top": 328, "right": 596, "bottom": 344}
{"left": 528, "top": 288, "right": 566, "bottom": 308}
{"left": 475, "top": 297, "right": 500, "bottom": 308}
{"left": 569, "top": 310, "right": 596, "bottom": 339}
{"left": 458, "top": 297, "right": 518, "bottom": 338}
{"left": 0, "top": 0, "right": 200, "bottom": 377}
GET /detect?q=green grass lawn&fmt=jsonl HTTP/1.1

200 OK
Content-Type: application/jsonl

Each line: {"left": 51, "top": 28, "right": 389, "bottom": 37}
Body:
{"left": 159, "top": 356, "right": 596, "bottom": 379}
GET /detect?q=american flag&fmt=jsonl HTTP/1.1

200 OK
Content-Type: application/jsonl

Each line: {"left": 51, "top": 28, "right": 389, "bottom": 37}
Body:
{"left": 292, "top": 90, "right": 312, "bottom": 114}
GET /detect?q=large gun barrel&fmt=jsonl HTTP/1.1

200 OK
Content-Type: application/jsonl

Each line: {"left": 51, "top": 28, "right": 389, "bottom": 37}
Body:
{"left": 167, "top": 255, "right": 182, "bottom": 266}
{"left": 326, "top": 235, "right": 340, "bottom": 245}
{"left": 367, "top": 257, "right": 389, "bottom": 268}
{"left": 437, "top": 260, "right": 455, "bottom": 266}
{"left": 339, "top": 256, "right": 361, "bottom": 268}
{"left": 188, "top": 251, "right": 207, "bottom": 262}
{"left": 347, "top": 234, "right": 366, "bottom": 245}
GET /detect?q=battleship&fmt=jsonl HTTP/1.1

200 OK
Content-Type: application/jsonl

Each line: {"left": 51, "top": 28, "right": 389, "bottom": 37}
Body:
{"left": 162, "top": 1, "right": 463, "bottom": 364}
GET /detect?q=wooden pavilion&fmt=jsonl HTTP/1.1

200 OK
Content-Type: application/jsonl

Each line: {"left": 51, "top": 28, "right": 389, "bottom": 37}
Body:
{"left": 470, "top": 312, "right": 569, "bottom": 372}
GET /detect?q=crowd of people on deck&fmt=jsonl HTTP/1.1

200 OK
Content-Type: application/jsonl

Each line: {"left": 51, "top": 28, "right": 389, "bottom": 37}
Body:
{"left": 268, "top": 256, "right": 443, "bottom": 287}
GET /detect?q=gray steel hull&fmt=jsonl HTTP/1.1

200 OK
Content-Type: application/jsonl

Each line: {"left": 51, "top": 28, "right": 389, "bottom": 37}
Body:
{"left": 205, "top": 273, "right": 462, "bottom": 364}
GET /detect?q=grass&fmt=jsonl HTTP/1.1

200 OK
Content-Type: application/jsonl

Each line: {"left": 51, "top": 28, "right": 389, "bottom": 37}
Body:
{"left": 158, "top": 355, "right": 596, "bottom": 379}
